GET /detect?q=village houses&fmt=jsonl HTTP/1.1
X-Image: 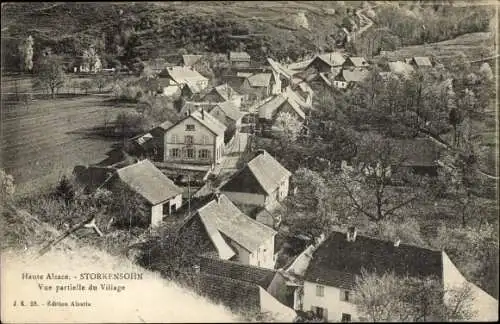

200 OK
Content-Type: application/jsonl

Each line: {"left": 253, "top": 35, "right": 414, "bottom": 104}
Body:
{"left": 229, "top": 51, "right": 252, "bottom": 68}
{"left": 185, "top": 256, "right": 297, "bottom": 321}
{"left": 286, "top": 227, "right": 498, "bottom": 322}
{"left": 162, "top": 109, "right": 227, "bottom": 166}
{"left": 200, "top": 83, "right": 243, "bottom": 108}
{"left": 208, "top": 101, "right": 245, "bottom": 135}
{"left": 158, "top": 66, "right": 209, "bottom": 97}
{"left": 220, "top": 150, "right": 292, "bottom": 210}
{"left": 180, "top": 193, "right": 277, "bottom": 269}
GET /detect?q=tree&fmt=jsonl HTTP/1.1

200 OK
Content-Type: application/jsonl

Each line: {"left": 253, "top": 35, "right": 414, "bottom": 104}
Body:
{"left": 333, "top": 134, "right": 429, "bottom": 223}
{"left": 19, "top": 35, "right": 34, "bottom": 72}
{"left": 354, "top": 270, "right": 475, "bottom": 322}
{"left": 82, "top": 46, "right": 101, "bottom": 73}
{"left": 107, "top": 182, "right": 149, "bottom": 229}
{"left": 274, "top": 111, "right": 303, "bottom": 142}
{"left": 94, "top": 75, "right": 107, "bottom": 93}
{"left": 79, "top": 80, "right": 92, "bottom": 95}
{"left": 36, "top": 55, "right": 66, "bottom": 99}
{"left": 1, "top": 169, "right": 15, "bottom": 202}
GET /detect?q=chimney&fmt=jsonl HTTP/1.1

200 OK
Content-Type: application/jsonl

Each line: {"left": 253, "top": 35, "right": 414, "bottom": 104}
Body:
{"left": 256, "top": 149, "right": 265, "bottom": 157}
{"left": 193, "top": 264, "right": 200, "bottom": 274}
{"left": 346, "top": 226, "right": 357, "bottom": 242}
{"left": 394, "top": 238, "right": 401, "bottom": 247}
{"left": 215, "top": 191, "right": 221, "bottom": 204}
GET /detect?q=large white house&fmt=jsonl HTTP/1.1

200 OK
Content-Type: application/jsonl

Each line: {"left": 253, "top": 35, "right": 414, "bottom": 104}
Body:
{"left": 296, "top": 228, "right": 498, "bottom": 322}
{"left": 162, "top": 110, "right": 227, "bottom": 165}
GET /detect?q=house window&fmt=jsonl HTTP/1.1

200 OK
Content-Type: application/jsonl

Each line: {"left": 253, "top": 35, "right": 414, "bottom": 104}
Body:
{"left": 185, "top": 135, "right": 193, "bottom": 144}
{"left": 202, "top": 135, "right": 209, "bottom": 145}
{"left": 340, "top": 290, "right": 351, "bottom": 302}
{"left": 316, "top": 285, "right": 324, "bottom": 297}
{"left": 170, "top": 148, "right": 179, "bottom": 158}
{"left": 186, "top": 124, "right": 195, "bottom": 131}
{"left": 199, "top": 149, "right": 210, "bottom": 159}
{"left": 186, "top": 148, "right": 194, "bottom": 159}
{"left": 341, "top": 313, "right": 351, "bottom": 322}
{"left": 171, "top": 134, "right": 178, "bottom": 143}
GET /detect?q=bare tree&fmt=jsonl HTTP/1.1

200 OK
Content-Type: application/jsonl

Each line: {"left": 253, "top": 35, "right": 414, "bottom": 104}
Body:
{"left": 333, "top": 134, "right": 428, "bottom": 223}
{"left": 36, "top": 55, "right": 66, "bottom": 99}
{"left": 354, "top": 270, "right": 475, "bottom": 322}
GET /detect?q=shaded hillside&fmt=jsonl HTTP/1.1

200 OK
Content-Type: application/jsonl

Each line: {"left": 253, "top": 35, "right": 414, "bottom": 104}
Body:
{"left": 1, "top": 1, "right": 364, "bottom": 70}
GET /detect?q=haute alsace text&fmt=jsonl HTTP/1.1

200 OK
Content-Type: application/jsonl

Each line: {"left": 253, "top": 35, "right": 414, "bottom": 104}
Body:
{"left": 15, "top": 272, "right": 143, "bottom": 308}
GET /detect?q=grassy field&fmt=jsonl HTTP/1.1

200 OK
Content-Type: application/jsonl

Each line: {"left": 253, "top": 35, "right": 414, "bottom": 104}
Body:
{"left": 377, "top": 32, "right": 496, "bottom": 66}
{"left": 1, "top": 94, "right": 133, "bottom": 197}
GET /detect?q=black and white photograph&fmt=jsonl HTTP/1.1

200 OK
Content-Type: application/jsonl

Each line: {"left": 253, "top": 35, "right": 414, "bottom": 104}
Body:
{"left": 1, "top": 1, "right": 498, "bottom": 322}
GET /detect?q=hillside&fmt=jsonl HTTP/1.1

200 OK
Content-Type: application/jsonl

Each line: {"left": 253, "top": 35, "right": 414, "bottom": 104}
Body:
{"left": 1, "top": 1, "right": 364, "bottom": 70}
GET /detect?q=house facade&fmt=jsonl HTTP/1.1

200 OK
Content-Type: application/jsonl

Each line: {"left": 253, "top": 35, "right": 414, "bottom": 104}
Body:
{"left": 113, "top": 160, "right": 183, "bottom": 228}
{"left": 163, "top": 110, "right": 226, "bottom": 165}
{"left": 221, "top": 150, "right": 292, "bottom": 210}
{"left": 158, "top": 66, "right": 209, "bottom": 97}
{"left": 299, "top": 228, "right": 498, "bottom": 322}
{"left": 229, "top": 51, "right": 251, "bottom": 68}
{"left": 208, "top": 101, "right": 245, "bottom": 134}
{"left": 181, "top": 193, "right": 277, "bottom": 269}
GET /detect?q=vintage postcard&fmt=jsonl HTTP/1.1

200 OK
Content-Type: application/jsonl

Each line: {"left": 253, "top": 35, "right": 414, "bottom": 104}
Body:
{"left": 1, "top": 1, "right": 498, "bottom": 323}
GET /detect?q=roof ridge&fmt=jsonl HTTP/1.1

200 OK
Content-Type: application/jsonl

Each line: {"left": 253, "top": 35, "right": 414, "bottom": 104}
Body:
{"left": 200, "top": 255, "right": 277, "bottom": 274}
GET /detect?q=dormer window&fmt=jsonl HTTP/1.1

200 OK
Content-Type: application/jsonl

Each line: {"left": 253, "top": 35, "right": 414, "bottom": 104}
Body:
{"left": 186, "top": 124, "right": 195, "bottom": 131}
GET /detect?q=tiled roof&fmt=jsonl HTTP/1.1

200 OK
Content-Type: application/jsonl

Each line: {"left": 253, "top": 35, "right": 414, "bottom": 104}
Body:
{"left": 248, "top": 73, "right": 273, "bottom": 87}
{"left": 284, "top": 96, "right": 306, "bottom": 120}
{"left": 210, "top": 101, "right": 245, "bottom": 122}
{"left": 153, "top": 120, "right": 173, "bottom": 132}
{"left": 221, "top": 75, "right": 247, "bottom": 90}
{"left": 163, "top": 66, "right": 208, "bottom": 85}
{"left": 388, "top": 61, "right": 415, "bottom": 77}
{"left": 213, "top": 83, "right": 241, "bottom": 101}
{"left": 317, "top": 52, "right": 346, "bottom": 67}
{"left": 304, "top": 231, "right": 443, "bottom": 290}
{"left": 412, "top": 56, "right": 432, "bottom": 67}
{"left": 221, "top": 150, "right": 292, "bottom": 196}
{"left": 338, "top": 68, "right": 370, "bottom": 83}
{"left": 184, "top": 80, "right": 203, "bottom": 94}
{"left": 196, "top": 194, "right": 277, "bottom": 252}
{"left": 267, "top": 58, "right": 294, "bottom": 79}
{"left": 198, "top": 256, "right": 277, "bottom": 288}
{"left": 229, "top": 51, "right": 251, "bottom": 61}
{"left": 286, "top": 59, "right": 314, "bottom": 71}
{"left": 257, "top": 94, "right": 288, "bottom": 120}
{"left": 194, "top": 272, "right": 261, "bottom": 313}
{"left": 346, "top": 57, "right": 369, "bottom": 67}
{"left": 182, "top": 54, "right": 203, "bottom": 67}
{"left": 179, "top": 101, "right": 218, "bottom": 117}
{"left": 168, "top": 110, "right": 226, "bottom": 136}
{"left": 116, "top": 160, "right": 182, "bottom": 205}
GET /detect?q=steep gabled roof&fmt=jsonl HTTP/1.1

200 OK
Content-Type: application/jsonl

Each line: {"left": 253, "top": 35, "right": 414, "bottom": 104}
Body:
{"left": 304, "top": 231, "right": 443, "bottom": 290}
{"left": 257, "top": 94, "right": 288, "bottom": 120}
{"left": 168, "top": 110, "right": 226, "bottom": 136}
{"left": 267, "top": 57, "right": 294, "bottom": 79}
{"left": 210, "top": 101, "right": 245, "bottom": 122}
{"left": 412, "top": 56, "right": 433, "bottom": 67}
{"left": 115, "top": 160, "right": 182, "bottom": 205}
{"left": 221, "top": 150, "right": 291, "bottom": 196}
{"left": 199, "top": 256, "right": 277, "bottom": 289}
{"left": 316, "top": 52, "right": 346, "bottom": 67}
{"left": 345, "top": 56, "right": 369, "bottom": 67}
{"left": 182, "top": 54, "right": 203, "bottom": 67}
{"left": 210, "top": 83, "right": 242, "bottom": 101}
{"left": 248, "top": 73, "right": 273, "bottom": 88}
{"left": 221, "top": 75, "right": 247, "bottom": 90}
{"left": 338, "top": 68, "right": 370, "bottom": 83}
{"left": 193, "top": 272, "right": 261, "bottom": 313}
{"left": 229, "top": 51, "right": 251, "bottom": 62}
{"left": 163, "top": 66, "right": 208, "bottom": 85}
{"left": 196, "top": 194, "right": 277, "bottom": 252}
